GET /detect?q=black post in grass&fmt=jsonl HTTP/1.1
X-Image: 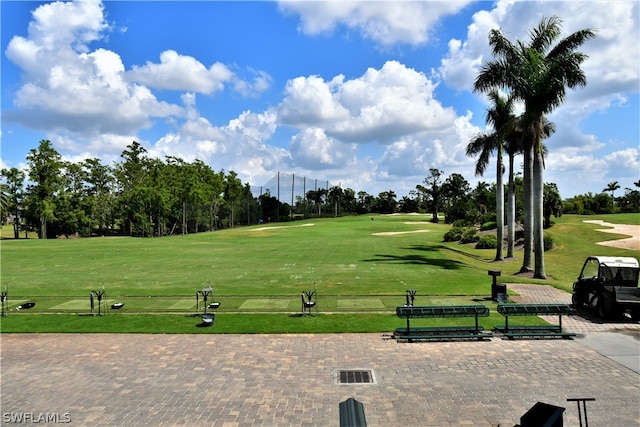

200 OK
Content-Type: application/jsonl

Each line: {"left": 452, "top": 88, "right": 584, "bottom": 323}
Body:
{"left": 1, "top": 286, "right": 8, "bottom": 317}
{"left": 405, "top": 290, "right": 417, "bottom": 307}
{"left": 198, "top": 287, "right": 213, "bottom": 315}
{"left": 92, "top": 290, "right": 106, "bottom": 316}
{"left": 302, "top": 290, "right": 316, "bottom": 315}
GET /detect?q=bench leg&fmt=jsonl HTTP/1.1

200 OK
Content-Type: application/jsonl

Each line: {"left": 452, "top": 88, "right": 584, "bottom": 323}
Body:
{"left": 559, "top": 314, "right": 562, "bottom": 332}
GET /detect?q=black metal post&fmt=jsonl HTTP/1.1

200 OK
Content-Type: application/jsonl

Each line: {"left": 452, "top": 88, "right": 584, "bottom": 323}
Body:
{"left": 1, "top": 290, "right": 7, "bottom": 317}
{"left": 567, "top": 397, "right": 595, "bottom": 427}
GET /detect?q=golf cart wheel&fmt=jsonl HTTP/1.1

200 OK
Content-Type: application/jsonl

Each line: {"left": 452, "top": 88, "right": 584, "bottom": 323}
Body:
{"left": 571, "top": 292, "right": 582, "bottom": 307}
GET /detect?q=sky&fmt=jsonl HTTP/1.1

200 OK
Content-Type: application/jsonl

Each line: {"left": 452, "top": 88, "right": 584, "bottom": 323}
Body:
{"left": 1, "top": 0, "right": 638, "bottom": 201}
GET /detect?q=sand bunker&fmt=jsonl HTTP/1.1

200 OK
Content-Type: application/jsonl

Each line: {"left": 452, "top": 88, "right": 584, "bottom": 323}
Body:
{"left": 583, "top": 220, "right": 640, "bottom": 251}
{"left": 250, "top": 223, "right": 315, "bottom": 232}
{"left": 372, "top": 230, "right": 431, "bottom": 236}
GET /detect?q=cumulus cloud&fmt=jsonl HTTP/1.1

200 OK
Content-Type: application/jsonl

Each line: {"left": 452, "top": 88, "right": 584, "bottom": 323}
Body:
{"left": 4, "top": 0, "right": 182, "bottom": 141}
{"left": 289, "top": 128, "right": 356, "bottom": 169}
{"left": 127, "top": 51, "right": 272, "bottom": 97}
{"left": 278, "top": 0, "right": 473, "bottom": 46}
{"left": 279, "top": 61, "right": 459, "bottom": 144}
{"left": 439, "top": 0, "right": 639, "bottom": 110}
{"left": 149, "top": 95, "right": 285, "bottom": 185}
{"left": 4, "top": 0, "right": 272, "bottom": 165}
{"left": 278, "top": 61, "right": 481, "bottom": 193}
{"left": 127, "top": 50, "right": 234, "bottom": 94}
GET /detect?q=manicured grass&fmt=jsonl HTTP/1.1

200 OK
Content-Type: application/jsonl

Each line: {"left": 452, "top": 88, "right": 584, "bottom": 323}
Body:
{"left": 0, "top": 311, "right": 514, "bottom": 334}
{"left": 1, "top": 213, "right": 637, "bottom": 333}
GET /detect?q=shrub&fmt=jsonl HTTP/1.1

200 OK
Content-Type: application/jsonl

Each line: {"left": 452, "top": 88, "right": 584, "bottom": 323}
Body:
{"left": 460, "top": 227, "right": 479, "bottom": 244}
{"left": 480, "top": 221, "right": 497, "bottom": 231}
{"left": 476, "top": 234, "right": 498, "bottom": 249}
{"left": 451, "top": 220, "right": 467, "bottom": 228}
{"left": 443, "top": 227, "right": 463, "bottom": 242}
{"left": 544, "top": 233, "right": 554, "bottom": 251}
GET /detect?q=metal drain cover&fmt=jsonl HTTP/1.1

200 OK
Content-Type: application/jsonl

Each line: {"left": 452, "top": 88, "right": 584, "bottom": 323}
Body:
{"left": 336, "top": 369, "right": 375, "bottom": 384}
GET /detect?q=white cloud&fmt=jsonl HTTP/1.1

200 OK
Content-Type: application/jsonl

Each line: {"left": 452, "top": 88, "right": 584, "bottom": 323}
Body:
{"left": 289, "top": 128, "right": 355, "bottom": 169}
{"left": 149, "top": 97, "right": 285, "bottom": 186}
{"left": 279, "top": 61, "right": 459, "bottom": 144}
{"left": 440, "top": 1, "right": 639, "bottom": 97}
{"left": 232, "top": 68, "right": 273, "bottom": 98}
{"left": 4, "top": 1, "right": 182, "bottom": 139}
{"left": 127, "top": 50, "right": 234, "bottom": 94}
{"left": 278, "top": 0, "right": 473, "bottom": 46}
{"left": 278, "top": 75, "right": 350, "bottom": 125}
{"left": 127, "top": 51, "right": 272, "bottom": 97}
{"left": 25, "top": 0, "right": 108, "bottom": 52}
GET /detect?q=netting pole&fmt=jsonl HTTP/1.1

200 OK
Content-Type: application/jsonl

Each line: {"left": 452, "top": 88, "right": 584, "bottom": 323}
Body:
{"left": 291, "top": 174, "right": 295, "bottom": 220}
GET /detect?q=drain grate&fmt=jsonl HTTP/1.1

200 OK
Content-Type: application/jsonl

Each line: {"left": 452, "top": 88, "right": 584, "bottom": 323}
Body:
{"left": 337, "top": 369, "right": 375, "bottom": 384}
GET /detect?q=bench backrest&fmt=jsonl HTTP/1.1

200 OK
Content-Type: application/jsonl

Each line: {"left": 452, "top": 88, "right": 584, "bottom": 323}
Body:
{"left": 396, "top": 305, "right": 490, "bottom": 318}
{"left": 497, "top": 303, "right": 572, "bottom": 316}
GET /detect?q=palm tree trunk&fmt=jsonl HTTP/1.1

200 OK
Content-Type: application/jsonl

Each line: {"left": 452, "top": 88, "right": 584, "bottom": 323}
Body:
{"left": 494, "top": 148, "right": 504, "bottom": 261}
{"left": 507, "top": 153, "right": 515, "bottom": 258}
{"left": 533, "top": 146, "right": 546, "bottom": 279}
{"left": 520, "top": 144, "right": 533, "bottom": 273}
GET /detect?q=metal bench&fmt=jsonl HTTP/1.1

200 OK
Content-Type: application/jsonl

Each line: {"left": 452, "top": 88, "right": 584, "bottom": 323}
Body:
{"left": 496, "top": 303, "right": 576, "bottom": 339}
{"left": 394, "top": 305, "right": 492, "bottom": 341}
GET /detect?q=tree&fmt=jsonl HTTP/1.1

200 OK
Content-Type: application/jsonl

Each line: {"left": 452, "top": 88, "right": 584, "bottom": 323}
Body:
{"left": 83, "top": 158, "right": 114, "bottom": 235}
{"left": 543, "top": 183, "right": 562, "bottom": 229}
{"left": 25, "top": 140, "right": 63, "bottom": 239}
{"left": 417, "top": 168, "right": 444, "bottom": 223}
{"left": 441, "top": 173, "right": 472, "bottom": 223}
{"left": 603, "top": 181, "right": 620, "bottom": 211}
{"left": 475, "top": 16, "right": 595, "bottom": 278}
{"left": 328, "top": 186, "right": 344, "bottom": 216}
{"left": 356, "top": 191, "right": 374, "bottom": 214}
{"left": 1, "top": 167, "right": 25, "bottom": 238}
{"left": 223, "top": 171, "right": 244, "bottom": 226}
{"left": 466, "top": 89, "right": 516, "bottom": 261}
{"left": 113, "top": 141, "right": 153, "bottom": 236}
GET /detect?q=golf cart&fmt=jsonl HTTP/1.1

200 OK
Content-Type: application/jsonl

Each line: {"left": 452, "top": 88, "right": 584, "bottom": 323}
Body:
{"left": 572, "top": 256, "right": 640, "bottom": 320}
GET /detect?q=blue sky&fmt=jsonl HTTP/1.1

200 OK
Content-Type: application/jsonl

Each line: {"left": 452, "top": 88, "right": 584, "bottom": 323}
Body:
{"left": 1, "top": 0, "right": 638, "bottom": 199}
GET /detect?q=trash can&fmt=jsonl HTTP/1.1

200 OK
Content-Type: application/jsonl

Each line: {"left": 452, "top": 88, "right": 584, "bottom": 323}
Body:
{"left": 520, "top": 402, "right": 565, "bottom": 427}
{"left": 492, "top": 283, "right": 507, "bottom": 301}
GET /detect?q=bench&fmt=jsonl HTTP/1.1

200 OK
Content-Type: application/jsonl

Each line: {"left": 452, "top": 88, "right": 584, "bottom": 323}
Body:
{"left": 495, "top": 303, "right": 576, "bottom": 339}
{"left": 394, "top": 305, "right": 492, "bottom": 341}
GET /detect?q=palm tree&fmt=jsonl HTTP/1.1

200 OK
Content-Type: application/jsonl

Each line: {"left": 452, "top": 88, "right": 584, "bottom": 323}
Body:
{"left": 503, "top": 130, "right": 523, "bottom": 258}
{"left": 504, "top": 118, "right": 554, "bottom": 259}
{"left": 603, "top": 181, "right": 620, "bottom": 211}
{"left": 475, "top": 16, "right": 595, "bottom": 278}
{"left": 466, "top": 89, "right": 516, "bottom": 261}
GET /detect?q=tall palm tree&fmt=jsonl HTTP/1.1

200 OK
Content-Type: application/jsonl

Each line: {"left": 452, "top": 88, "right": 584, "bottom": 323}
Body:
{"left": 475, "top": 16, "right": 595, "bottom": 278}
{"left": 466, "top": 89, "right": 516, "bottom": 261}
{"left": 603, "top": 181, "right": 620, "bottom": 211}
{"left": 504, "top": 118, "right": 554, "bottom": 259}
{"left": 503, "top": 129, "right": 522, "bottom": 258}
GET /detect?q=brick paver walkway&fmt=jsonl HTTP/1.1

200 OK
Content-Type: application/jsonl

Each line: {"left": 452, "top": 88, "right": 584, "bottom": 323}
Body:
{"left": 1, "top": 285, "right": 639, "bottom": 427}
{"left": 509, "top": 283, "right": 640, "bottom": 334}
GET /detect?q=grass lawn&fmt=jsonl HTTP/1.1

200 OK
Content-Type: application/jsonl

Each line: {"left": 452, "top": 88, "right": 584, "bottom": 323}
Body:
{"left": 1, "top": 213, "right": 637, "bottom": 333}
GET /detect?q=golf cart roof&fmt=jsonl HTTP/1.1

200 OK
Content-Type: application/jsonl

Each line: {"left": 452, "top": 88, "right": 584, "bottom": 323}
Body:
{"left": 587, "top": 256, "right": 639, "bottom": 269}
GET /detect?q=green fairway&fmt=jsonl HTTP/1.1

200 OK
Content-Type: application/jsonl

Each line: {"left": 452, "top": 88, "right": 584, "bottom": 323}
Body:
{"left": 1, "top": 213, "right": 637, "bottom": 333}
